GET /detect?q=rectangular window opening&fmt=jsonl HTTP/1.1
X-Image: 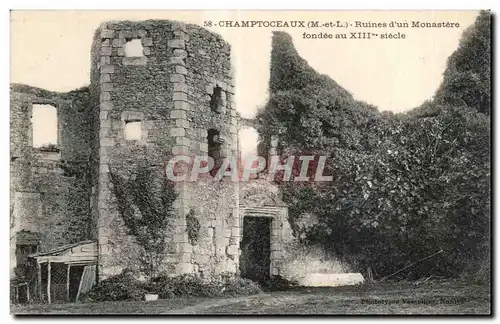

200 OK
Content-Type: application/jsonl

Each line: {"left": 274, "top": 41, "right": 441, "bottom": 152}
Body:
{"left": 32, "top": 104, "right": 58, "bottom": 149}
{"left": 16, "top": 244, "right": 38, "bottom": 266}
{"left": 124, "top": 39, "right": 144, "bottom": 57}
{"left": 210, "top": 86, "right": 223, "bottom": 113}
{"left": 124, "top": 120, "right": 142, "bottom": 140}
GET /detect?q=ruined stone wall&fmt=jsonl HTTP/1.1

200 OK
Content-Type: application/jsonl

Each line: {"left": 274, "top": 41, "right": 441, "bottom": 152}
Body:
{"left": 92, "top": 21, "right": 184, "bottom": 278}
{"left": 239, "top": 180, "right": 295, "bottom": 278}
{"left": 11, "top": 19, "right": 296, "bottom": 283}
{"left": 183, "top": 24, "right": 238, "bottom": 157}
{"left": 89, "top": 28, "right": 103, "bottom": 247}
{"left": 11, "top": 19, "right": 297, "bottom": 283}
{"left": 92, "top": 20, "right": 240, "bottom": 279}
{"left": 169, "top": 24, "right": 240, "bottom": 278}
{"left": 9, "top": 84, "right": 95, "bottom": 276}
{"left": 181, "top": 180, "right": 239, "bottom": 279}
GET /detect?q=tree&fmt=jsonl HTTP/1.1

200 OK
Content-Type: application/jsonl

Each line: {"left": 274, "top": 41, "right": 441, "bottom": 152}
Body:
{"left": 435, "top": 10, "right": 491, "bottom": 115}
{"left": 258, "top": 12, "right": 491, "bottom": 279}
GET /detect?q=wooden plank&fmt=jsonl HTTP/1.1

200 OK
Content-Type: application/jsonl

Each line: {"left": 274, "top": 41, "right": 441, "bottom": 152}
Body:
{"left": 71, "top": 251, "right": 98, "bottom": 257}
{"left": 76, "top": 265, "right": 96, "bottom": 302}
{"left": 83, "top": 265, "right": 96, "bottom": 295}
{"left": 66, "top": 257, "right": 98, "bottom": 263}
{"left": 47, "top": 262, "right": 51, "bottom": 304}
{"left": 66, "top": 262, "right": 97, "bottom": 266}
{"left": 37, "top": 255, "right": 97, "bottom": 264}
{"left": 37, "top": 263, "right": 42, "bottom": 301}
{"left": 33, "top": 242, "right": 98, "bottom": 264}
{"left": 75, "top": 267, "right": 85, "bottom": 302}
{"left": 66, "top": 265, "right": 71, "bottom": 302}
{"left": 80, "top": 243, "right": 97, "bottom": 252}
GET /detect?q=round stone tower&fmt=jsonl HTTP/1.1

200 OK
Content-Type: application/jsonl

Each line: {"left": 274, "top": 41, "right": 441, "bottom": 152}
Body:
{"left": 89, "top": 20, "right": 240, "bottom": 280}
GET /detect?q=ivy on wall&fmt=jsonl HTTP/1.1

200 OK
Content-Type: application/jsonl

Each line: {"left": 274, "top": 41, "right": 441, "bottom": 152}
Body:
{"left": 109, "top": 160, "right": 178, "bottom": 279}
{"left": 257, "top": 12, "right": 491, "bottom": 279}
{"left": 186, "top": 209, "right": 200, "bottom": 245}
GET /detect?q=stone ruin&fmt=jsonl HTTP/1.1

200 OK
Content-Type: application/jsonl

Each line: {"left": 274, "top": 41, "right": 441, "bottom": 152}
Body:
{"left": 10, "top": 20, "right": 295, "bottom": 284}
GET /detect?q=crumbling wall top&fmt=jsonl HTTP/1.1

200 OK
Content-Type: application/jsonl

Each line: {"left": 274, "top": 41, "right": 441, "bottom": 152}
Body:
{"left": 94, "top": 19, "right": 230, "bottom": 48}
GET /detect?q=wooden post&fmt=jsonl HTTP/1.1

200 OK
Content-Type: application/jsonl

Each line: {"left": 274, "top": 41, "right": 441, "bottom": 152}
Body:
{"left": 37, "top": 262, "right": 42, "bottom": 301}
{"left": 47, "top": 261, "right": 51, "bottom": 304}
{"left": 26, "top": 283, "right": 30, "bottom": 302}
{"left": 66, "top": 265, "right": 71, "bottom": 302}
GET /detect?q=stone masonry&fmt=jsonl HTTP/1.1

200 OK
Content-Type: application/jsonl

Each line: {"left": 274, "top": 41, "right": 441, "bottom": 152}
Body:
{"left": 10, "top": 19, "right": 295, "bottom": 282}
{"left": 9, "top": 84, "right": 96, "bottom": 278}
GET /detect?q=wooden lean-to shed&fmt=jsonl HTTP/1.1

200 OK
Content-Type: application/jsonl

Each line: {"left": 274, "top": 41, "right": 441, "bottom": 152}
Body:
{"left": 29, "top": 240, "right": 98, "bottom": 303}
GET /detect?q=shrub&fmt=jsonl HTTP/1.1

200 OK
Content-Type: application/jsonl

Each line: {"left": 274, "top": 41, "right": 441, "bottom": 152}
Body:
{"left": 474, "top": 258, "right": 490, "bottom": 285}
{"left": 262, "top": 275, "right": 299, "bottom": 292}
{"left": 150, "top": 273, "right": 262, "bottom": 299}
{"left": 258, "top": 14, "right": 491, "bottom": 280}
{"left": 213, "top": 274, "right": 263, "bottom": 297}
{"left": 152, "top": 274, "right": 207, "bottom": 297}
{"left": 83, "top": 272, "right": 149, "bottom": 302}
{"left": 85, "top": 271, "right": 263, "bottom": 302}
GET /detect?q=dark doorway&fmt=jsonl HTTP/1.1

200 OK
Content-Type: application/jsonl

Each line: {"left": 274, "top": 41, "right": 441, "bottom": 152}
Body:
{"left": 240, "top": 216, "right": 272, "bottom": 284}
{"left": 17, "top": 284, "right": 28, "bottom": 304}
{"left": 69, "top": 266, "right": 85, "bottom": 302}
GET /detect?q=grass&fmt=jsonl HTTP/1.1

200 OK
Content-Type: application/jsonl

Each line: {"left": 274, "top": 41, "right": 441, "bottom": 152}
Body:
{"left": 12, "top": 296, "right": 212, "bottom": 315}
{"left": 11, "top": 279, "right": 490, "bottom": 315}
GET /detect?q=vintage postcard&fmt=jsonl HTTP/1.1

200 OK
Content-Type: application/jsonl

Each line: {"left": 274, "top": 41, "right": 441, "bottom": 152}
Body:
{"left": 9, "top": 10, "right": 491, "bottom": 315}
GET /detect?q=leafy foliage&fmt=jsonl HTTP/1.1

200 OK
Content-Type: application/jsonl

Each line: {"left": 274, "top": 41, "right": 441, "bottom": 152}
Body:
{"left": 186, "top": 209, "right": 200, "bottom": 245}
{"left": 434, "top": 11, "right": 491, "bottom": 115}
{"left": 83, "top": 271, "right": 149, "bottom": 302}
{"left": 263, "top": 276, "right": 299, "bottom": 291}
{"left": 150, "top": 273, "right": 262, "bottom": 298}
{"left": 109, "top": 161, "right": 178, "bottom": 279}
{"left": 259, "top": 12, "right": 491, "bottom": 279}
{"left": 84, "top": 272, "right": 263, "bottom": 302}
{"left": 283, "top": 105, "right": 490, "bottom": 277}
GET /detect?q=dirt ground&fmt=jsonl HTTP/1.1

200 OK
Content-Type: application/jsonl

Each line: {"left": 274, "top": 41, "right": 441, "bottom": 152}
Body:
{"left": 11, "top": 280, "right": 491, "bottom": 315}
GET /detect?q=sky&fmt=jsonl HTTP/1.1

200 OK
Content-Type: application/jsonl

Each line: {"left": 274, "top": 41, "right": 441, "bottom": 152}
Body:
{"left": 31, "top": 104, "right": 58, "bottom": 147}
{"left": 10, "top": 10, "right": 479, "bottom": 153}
